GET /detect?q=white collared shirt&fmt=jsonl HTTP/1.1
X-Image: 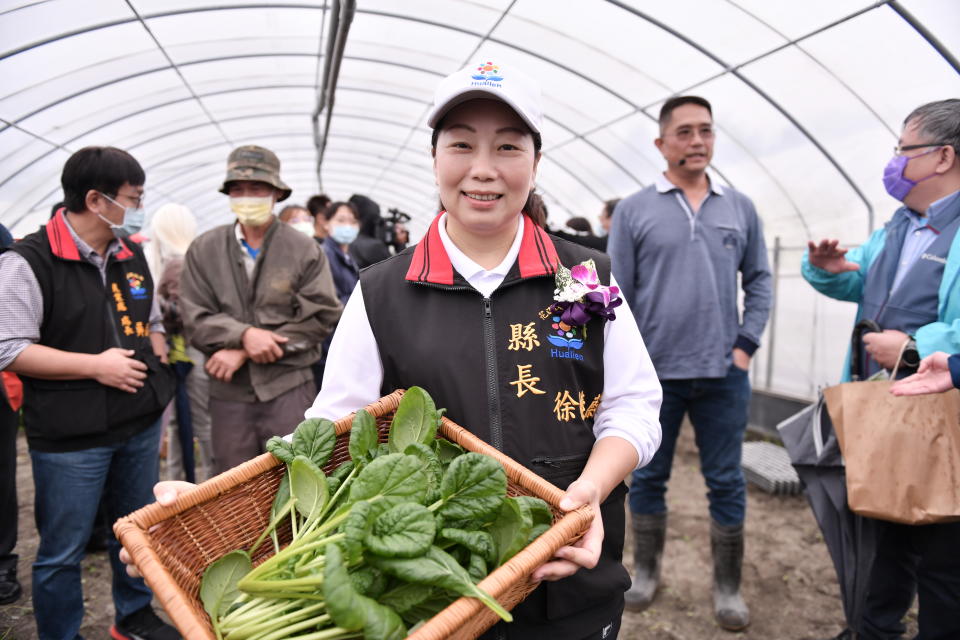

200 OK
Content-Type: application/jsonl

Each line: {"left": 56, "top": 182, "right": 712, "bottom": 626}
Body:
{"left": 306, "top": 215, "right": 662, "bottom": 469}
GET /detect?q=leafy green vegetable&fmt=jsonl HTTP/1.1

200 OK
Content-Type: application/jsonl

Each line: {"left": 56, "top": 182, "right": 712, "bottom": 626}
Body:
{"left": 368, "top": 546, "right": 512, "bottom": 622}
{"left": 437, "top": 453, "right": 506, "bottom": 522}
{"left": 291, "top": 418, "right": 337, "bottom": 468}
{"left": 265, "top": 436, "right": 295, "bottom": 464}
{"left": 388, "top": 386, "right": 437, "bottom": 453}
{"left": 199, "top": 550, "right": 252, "bottom": 638}
{"left": 378, "top": 582, "right": 435, "bottom": 615}
{"left": 290, "top": 456, "right": 329, "bottom": 523}
{"left": 439, "top": 528, "right": 497, "bottom": 565}
{"left": 433, "top": 438, "right": 465, "bottom": 464}
{"left": 403, "top": 443, "right": 442, "bottom": 505}
{"left": 323, "top": 543, "right": 407, "bottom": 640}
{"left": 467, "top": 553, "right": 488, "bottom": 583}
{"left": 349, "top": 453, "right": 428, "bottom": 517}
{"left": 340, "top": 499, "right": 373, "bottom": 564}
{"left": 349, "top": 409, "right": 380, "bottom": 465}
{"left": 489, "top": 497, "right": 533, "bottom": 565}
{"left": 365, "top": 503, "right": 436, "bottom": 558}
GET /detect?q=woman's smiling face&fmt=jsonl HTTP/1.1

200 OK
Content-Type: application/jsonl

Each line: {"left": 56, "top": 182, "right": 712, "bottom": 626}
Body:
{"left": 433, "top": 99, "right": 539, "bottom": 240}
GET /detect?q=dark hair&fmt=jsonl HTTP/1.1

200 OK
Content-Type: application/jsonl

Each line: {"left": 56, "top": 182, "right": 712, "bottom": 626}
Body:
{"left": 659, "top": 96, "right": 713, "bottom": 132}
{"left": 61, "top": 147, "right": 144, "bottom": 213}
{"left": 602, "top": 198, "right": 620, "bottom": 219}
{"left": 566, "top": 216, "right": 594, "bottom": 235}
{"left": 278, "top": 204, "right": 311, "bottom": 222}
{"left": 307, "top": 194, "right": 331, "bottom": 216}
{"left": 430, "top": 111, "right": 545, "bottom": 228}
{"left": 323, "top": 201, "right": 360, "bottom": 222}
{"left": 904, "top": 99, "right": 960, "bottom": 156}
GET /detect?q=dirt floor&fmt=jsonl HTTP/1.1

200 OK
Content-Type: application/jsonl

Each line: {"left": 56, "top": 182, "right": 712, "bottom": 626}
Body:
{"left": 0, "top": 425, "right": 917, "bottom": 640}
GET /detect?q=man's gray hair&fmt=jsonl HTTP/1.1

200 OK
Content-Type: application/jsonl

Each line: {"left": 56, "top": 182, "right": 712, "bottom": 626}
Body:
{"left": 904, "top": 98, "right": 960, "bottom": 155}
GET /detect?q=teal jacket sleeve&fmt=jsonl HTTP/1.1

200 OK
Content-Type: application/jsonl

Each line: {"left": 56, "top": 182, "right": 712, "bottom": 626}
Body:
{"left": 800, "top": 229, "right": 887, "bottom": 303}
{"left": 914, "top": 229, "right": 960, "bottom": 357}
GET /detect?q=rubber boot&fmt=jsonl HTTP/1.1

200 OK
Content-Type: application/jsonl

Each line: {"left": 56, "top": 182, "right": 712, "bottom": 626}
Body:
{"left": 624, "top": 512, "right": 667, "bottom": 612}
{"left": 711, "top": 519, "right": 750, "bottom": 631}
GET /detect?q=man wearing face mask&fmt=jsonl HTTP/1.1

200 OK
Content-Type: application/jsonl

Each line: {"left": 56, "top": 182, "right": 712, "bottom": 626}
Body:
{"left": 0, "top": 147, "right": 179, "bottom": 639}
{"left": 803, "top": 98, "right": 960, "bottom": 639}
{"left": 179, "top": 145, "right": 341, "bottom": 474}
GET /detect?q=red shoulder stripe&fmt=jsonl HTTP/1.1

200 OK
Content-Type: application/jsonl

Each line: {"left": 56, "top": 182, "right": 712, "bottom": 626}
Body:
{"left": 46, "top": 209, "right": 81, "bottom": 261}
{"left": 405, "top": 213, "right": 454, "bottom": 285}
{"left": 517, "top": 213, "right": 559, "bottom": 278}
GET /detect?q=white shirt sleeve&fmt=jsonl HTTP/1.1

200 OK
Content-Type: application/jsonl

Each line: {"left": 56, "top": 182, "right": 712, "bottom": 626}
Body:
{"left": 304, "top": 281, "right": 384, "bottom": 421}
{"left": 593, "top": 274, "right": 663, "bottom": 469}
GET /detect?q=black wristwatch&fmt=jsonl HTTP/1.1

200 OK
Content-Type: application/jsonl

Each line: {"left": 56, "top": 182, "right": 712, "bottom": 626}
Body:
{"left": 901, "top": 337, "right": 920, "bottom": 369}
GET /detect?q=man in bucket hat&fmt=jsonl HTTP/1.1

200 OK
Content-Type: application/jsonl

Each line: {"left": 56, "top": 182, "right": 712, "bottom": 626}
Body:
{"left": 179, "top": 145, "right": 341, "bottom": 473}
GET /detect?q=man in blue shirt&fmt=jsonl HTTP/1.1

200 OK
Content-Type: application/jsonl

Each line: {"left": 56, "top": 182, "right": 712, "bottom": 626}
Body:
{"left": 608, "top": 96, "right": 771, "bottom": 631}
{"left": 803, "top": 98, "right": 960, "bottom": 640}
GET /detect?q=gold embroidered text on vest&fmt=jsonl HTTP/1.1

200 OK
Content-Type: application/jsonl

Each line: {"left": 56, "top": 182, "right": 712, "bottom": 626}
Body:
{"left": 507, "top": 322, "right": 540, "bottom": 351}
{"left": 510, "top": 364, "right": 546, "bottom": 398}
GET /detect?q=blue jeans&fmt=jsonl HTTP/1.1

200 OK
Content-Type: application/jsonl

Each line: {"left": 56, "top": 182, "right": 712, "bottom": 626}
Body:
{"left": 628, "top": 364, "right": 751, "bottom": 526}
{"left": 30, "top": 419, "right": 161, "bottom": 640}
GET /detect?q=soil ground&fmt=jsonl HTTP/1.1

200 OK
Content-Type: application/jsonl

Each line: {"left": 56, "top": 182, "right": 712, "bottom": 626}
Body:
{"left": 0, "top": 424, "right": 916, "bottom": 639}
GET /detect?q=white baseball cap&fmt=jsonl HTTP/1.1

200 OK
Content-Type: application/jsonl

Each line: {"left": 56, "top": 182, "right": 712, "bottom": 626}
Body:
{"left": 427, "top": 61, "right": 543, "bottom": 135}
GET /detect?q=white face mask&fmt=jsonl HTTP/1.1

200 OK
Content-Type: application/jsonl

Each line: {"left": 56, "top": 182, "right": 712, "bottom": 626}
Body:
{"left": 230, "top": 196, "right": 274, "bottom": 226}
{"left": 290, "top": 221, "right": 315, "bottom": 237}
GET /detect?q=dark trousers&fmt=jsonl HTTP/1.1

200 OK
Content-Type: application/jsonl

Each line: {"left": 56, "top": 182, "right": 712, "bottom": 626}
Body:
{"left": 861, "top": 520, "right": 960, "bottom": 640}
{"left": 0, "top": 398, "right": 16, "bottom": 572}
{"left": 209, "top": 380, "right": 316, "bottom": 474}
{"left": 629, "top": 364, "right": 751, "bottom": 526}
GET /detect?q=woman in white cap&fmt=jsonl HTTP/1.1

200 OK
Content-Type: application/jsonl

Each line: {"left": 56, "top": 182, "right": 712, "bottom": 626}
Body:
{"left": 307, "top": 61, "right": 662, "bottom": 638}
{"left": 130, "top": 62, "right": 662, "bottom": 639}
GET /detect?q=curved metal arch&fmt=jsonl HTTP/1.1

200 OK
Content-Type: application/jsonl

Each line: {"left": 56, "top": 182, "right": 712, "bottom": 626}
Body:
{"left": 888, "top": 0, "right": 960, "bottom": 75}
{"left": 603, "top": 0, "right": 874, "bottom": 232}
{"left": 1, "top": 2, "right": 899, "bottom": 234}
{"left": 720, "top": 0, "right": 897, "bottom": 138}
{"left": 1, "top": 3, "right": 332, "bottom": 60}
{"left": 0, "top": 82, "right": 429, "bottom": 194}
{"left": 148, "top": 143, "right": 437, "bottom": 205}
{"left": 168, "top": 153, "right": 437, "bottom": 205}
{"left": 358, "top": 8, "right": 805, "bottom": 223}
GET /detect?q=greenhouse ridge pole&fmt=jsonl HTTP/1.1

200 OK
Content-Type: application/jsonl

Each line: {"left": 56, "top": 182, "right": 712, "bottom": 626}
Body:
{"left": 313, "top": 0, "right": 355, "bottom": 190}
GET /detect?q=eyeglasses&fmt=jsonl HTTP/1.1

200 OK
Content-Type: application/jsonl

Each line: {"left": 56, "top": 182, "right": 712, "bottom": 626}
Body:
{"left": 103, "top": 191, "right": 145, "bottom": 209}
{"left": 893, "top": 142, "right": 949, "bottom": 156}
{"left": 662, "top": 126, "right": 715, "bottom": 142}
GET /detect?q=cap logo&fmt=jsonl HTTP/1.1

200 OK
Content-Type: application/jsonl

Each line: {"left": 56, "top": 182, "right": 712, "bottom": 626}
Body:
{"left": 471, "top": 61, "right": 503, "bottom": 88}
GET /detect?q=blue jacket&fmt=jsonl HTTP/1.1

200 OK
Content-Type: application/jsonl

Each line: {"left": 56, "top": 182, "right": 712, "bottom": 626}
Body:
{"left": 802, "top": 206, "right": 960, "bottom": 382}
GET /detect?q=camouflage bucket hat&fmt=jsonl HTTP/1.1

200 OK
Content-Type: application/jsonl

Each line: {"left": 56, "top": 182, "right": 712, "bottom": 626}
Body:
{"left": 219, "top": 145, "right": 292, "bottom": 201}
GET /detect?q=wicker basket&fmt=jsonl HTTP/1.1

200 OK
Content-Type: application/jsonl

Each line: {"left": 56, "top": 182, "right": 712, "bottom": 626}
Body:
{"left": 115, "top": 390, "right": 593, "bottom": 640}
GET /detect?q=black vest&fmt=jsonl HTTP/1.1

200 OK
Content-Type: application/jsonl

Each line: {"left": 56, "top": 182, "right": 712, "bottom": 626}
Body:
{"left": 7, "top": 212, "right": 175, "bottom": 452}
{"left": 361, "top": 215, "right": 630, "bottom": 638}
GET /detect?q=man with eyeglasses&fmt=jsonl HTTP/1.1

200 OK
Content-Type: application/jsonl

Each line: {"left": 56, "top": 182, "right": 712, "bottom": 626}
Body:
{"left": 608, "top": 96, "right": 771, "bottom": 631}
{"left": 803, "top": 98, "right": 960, "bottom": 639}
{"left": 179, "top": 146, "right": 341, "bottom": 475}
{"left": 0, "top": 147, "right": 180, "bottom": 639}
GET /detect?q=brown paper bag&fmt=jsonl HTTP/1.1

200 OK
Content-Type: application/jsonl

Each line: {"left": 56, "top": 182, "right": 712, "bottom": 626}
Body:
{"left": 824, "top": 380, "right": 960, "bottom": 525}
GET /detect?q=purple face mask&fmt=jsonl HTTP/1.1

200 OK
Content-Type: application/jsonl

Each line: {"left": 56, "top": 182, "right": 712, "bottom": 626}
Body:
{"left": 883, "top": 147, "right": 941, "bottom": 201}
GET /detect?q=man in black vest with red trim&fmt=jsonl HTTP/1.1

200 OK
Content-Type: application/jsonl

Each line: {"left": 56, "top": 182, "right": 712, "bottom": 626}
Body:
{"left": 0, "top": 147, "right": 179, "bottom": 639}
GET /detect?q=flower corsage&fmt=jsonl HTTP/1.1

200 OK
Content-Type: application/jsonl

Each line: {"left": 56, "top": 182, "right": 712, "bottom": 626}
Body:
{"left": 548, "top": 259, "right": 622, "bottom": 332}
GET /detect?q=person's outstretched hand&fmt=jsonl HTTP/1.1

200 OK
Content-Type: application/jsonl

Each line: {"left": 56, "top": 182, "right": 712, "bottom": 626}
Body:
{"left": 120, "top": 480, "right": 196, "bottom": 578}
{"left": 891, "top": 351, "right": 954, "bottom": 396}
{"left": 531, "top": 479, "right": 602, "bottom": 582}
{"left": 807, "top": 239, "right": 860, "bottom": 274}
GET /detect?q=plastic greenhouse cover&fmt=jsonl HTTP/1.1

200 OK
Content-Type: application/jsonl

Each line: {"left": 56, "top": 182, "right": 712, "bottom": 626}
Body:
{"left": 1, "top": 0, "right": 959, "bottom": 398}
